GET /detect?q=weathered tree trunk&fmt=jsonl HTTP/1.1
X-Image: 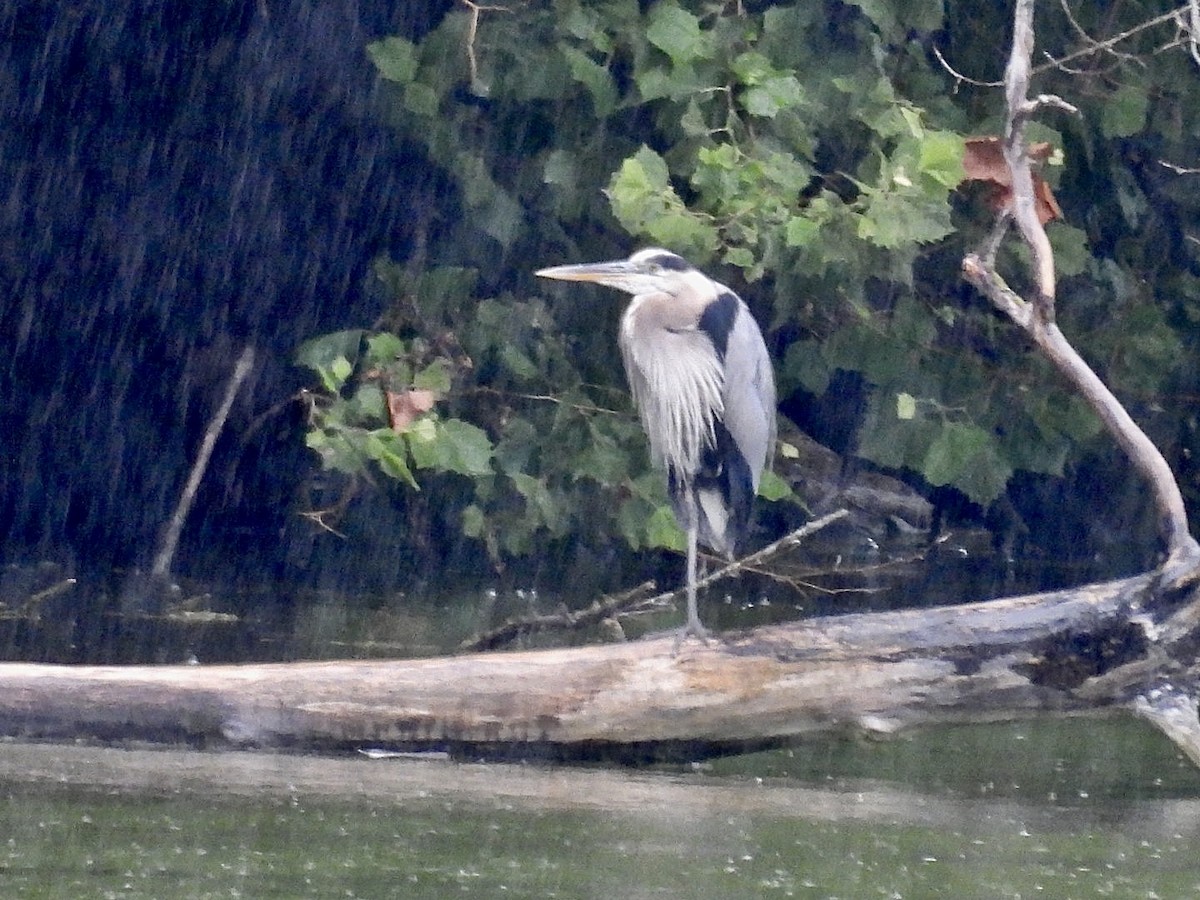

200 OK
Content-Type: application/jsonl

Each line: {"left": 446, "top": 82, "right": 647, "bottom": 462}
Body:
{"left": 1, "top": 569, "right": 1198, "bottom": 763}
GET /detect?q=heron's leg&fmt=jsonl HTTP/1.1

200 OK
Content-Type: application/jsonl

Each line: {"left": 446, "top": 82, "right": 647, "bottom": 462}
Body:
{"left": 675, "top": 519, "right": 710, "bottom": 649}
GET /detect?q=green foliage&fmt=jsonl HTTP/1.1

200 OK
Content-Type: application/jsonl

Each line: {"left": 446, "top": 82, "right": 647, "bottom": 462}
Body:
{"left": 297, "top": 330, "right": 493, "bottom": 490}
{"left": 298, "top": 0, "right": 1200, "bottom": 575}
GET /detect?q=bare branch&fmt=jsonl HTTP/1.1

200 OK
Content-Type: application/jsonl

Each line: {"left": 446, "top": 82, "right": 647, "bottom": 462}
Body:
{"left": 151, "top": 345, "right": 256, "bottom": 580}
{"left": 931, "top": 45, "right": 1002, "bottom": 89}
{"left": 1056, "top": 0, "right": 1144, "bottom": 68}
{"left": 1160, "top": 159, "right": 1200, "bottom": 175}
{"left": 962, "top": 254, "right": 1032, "bottom": 328}
{"left": 1033, "top": 3, "right": 1195, "bottom": 74}
{"left": 1186, "top": 0, "right": 1200, "bottom": 67}
{"left": 1004, "top": 0, "right": 1057, "bottom": 316}
{"left": 964, "top": 0, "right": 1199, "bottom": 565}
{"left": 636, "top": 510, "right": 851, "bottom": 613}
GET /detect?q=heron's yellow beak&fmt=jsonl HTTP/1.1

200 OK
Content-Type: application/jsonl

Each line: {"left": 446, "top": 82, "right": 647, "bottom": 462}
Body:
{"left": 535, "top": 261, "right": 636, "bottom": 284}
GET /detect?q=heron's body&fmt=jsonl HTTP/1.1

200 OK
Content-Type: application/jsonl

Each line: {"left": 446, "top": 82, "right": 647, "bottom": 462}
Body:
{"left": 537, "top": 248, "right": 776, "bottom": 642}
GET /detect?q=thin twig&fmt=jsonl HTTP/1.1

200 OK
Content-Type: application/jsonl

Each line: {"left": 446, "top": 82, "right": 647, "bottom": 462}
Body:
{"left": 460, "top": 0, "right": 512, "bottom": 90}
{"left": 460, "top": 580, "right": 657, "bottom": 652}
{"left": 636, "top": 509, "right": 851, "bottom": 612}
{"left": 931, "top": 45, "right": 1002, "bottom": 89}
{"left": 1033, "top": 4, "right": 1193, "bottom": 74}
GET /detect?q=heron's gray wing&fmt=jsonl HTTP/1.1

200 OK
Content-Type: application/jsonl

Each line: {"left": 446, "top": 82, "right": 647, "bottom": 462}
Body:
{"left": 719, "top": 300, "right": 776, "bottom": 490}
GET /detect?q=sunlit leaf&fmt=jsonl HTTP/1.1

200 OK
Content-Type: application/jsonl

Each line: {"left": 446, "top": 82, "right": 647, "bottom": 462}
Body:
{"left": 330, "top": 356, "right": 353, "bottom": 388}
{"left": 918, "top": 131, "right": 965, "bottom": 188}
{"left": 785, "top": 215, "right": 820, "bottom": 248}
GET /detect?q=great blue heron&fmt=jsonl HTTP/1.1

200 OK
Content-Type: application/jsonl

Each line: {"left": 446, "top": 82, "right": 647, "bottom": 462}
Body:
{"left": 537, "top": 248, "right": 777, "bottom": 642}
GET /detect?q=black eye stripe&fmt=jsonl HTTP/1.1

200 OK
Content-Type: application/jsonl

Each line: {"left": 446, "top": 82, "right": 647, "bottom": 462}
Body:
{"left": 647, "top": 252, "right": 691, "bottom": 272}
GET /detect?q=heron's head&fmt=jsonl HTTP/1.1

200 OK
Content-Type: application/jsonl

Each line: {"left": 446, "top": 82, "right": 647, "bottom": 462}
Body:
{"left": 536, "top": 248, "right": 695, "bottom": 297}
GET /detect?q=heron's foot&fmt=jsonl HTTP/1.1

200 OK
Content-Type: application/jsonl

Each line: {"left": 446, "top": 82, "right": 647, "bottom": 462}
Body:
{"left": 672, "top": 617, "right": 711, "bottom": 654}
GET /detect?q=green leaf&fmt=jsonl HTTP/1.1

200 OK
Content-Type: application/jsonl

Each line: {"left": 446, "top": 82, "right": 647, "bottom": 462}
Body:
{"left": 1101, "top": 83, "right": 1149, "bottom": 138}
{"left": 367, "top": 37, "right": 418, "bottom": 84}
{"left": 363, "top": 428, "right": 418, "bottom": 487}
{"left": 573, "top": 423, "right": 632, "bottom": 486}
{"left": 561, "top": 47, "right": 617, "bottom": 116}
{"left": 330, "top": 355, "right": 353, "bottom": 389}
{"left": 644, "top": 4, "right": 709, "bottom": 66}
{"left": 644, "top": 212, "right": 719, "bottom": 257}
{"left": 349, "top": 384, "right": 386, "bottom": 421}
{"left": 848, "top": 0, "right": 944, "bottom": 36}
{"left": 433, "top": 419, "right": 495, "bottom": 476}
{"left": 645, "top": 504, "right": 686, "bottom": 551}
{"left": 1048, "top": 224, "right": 1090, "bottom": 279}
{"left": 917, "top": 131, "right": 966, "bottom": 188}
{"left": 924, "top": 424, "right": 988, "bottom": 486}
{"left": 785, "top": 216, "right": 821, "bottom": 248}
{"left": 511, "top": 473, "right": 568, "bottom": 533}
{"left": 305, "top": 429, "right": 367, "bottom": 476}
{"left": 403, "top": 82, "right": 440, "bottom": 117}
{"left": 856, "top": 187, "right": 954, "bottom": 248}
{"left": 413, "top": 358, "right": 452, "bottom": 393}
{"left": 499, "top": 345, "right": 539, "bottom": 380}
{"left": 365, "top": 332, "right": 405, "bottom": 366}
{"left": 679, "top": 98, "right": 709, "bottom": 137}
{"left": 757, "top": 469, "right": 792, "bottom": 501}
{"left": 896, "top": 392, "right": 917, "bottom": 420}
{"left": 295, "top": 330, "right": 365, "bottom": 381}
{"left": 783, "top": 338, "right": 831, "bottom": 394}
{"left": 542, "top": 149, "right": 577, "bottom": 188}
{"left": 742, "top": 75, "right": 804, "bottom": 118}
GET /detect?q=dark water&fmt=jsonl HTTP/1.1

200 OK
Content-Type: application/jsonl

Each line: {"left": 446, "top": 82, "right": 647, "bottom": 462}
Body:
{"left": 1, "top": 717, "right": 1198, "bottom": 898}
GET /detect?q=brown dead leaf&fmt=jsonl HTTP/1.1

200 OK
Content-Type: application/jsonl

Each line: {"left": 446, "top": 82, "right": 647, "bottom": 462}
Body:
{"left": 387, "top": 389, "right": 438, "bottom": 432}
{"left": 963, "top": 136, "right": 1061, "bottom": 225}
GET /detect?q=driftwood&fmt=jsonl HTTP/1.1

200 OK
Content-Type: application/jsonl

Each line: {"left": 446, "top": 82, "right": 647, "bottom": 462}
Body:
{"left": 2, "top": 1, "right": 1199, "bottom": 767}
{"left": 0, "top": 568, "right": 1198, "bottom": 764}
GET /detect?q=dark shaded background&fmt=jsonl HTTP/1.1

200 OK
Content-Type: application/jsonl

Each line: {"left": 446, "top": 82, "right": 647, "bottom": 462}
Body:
{"left": 0, "top": 0, "right": 459, "bottom": 589}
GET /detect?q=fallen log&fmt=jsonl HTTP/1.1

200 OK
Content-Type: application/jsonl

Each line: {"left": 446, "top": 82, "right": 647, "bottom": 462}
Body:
{"left": 1, "top": 567, "right": 1197, "bottom": 764}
